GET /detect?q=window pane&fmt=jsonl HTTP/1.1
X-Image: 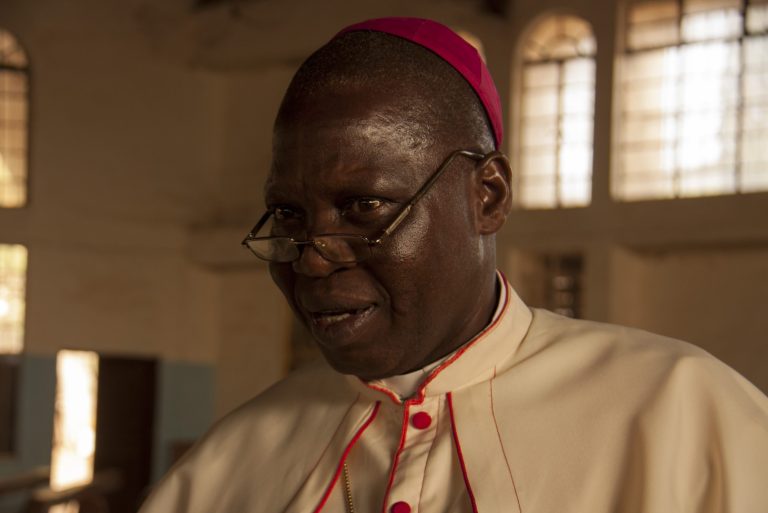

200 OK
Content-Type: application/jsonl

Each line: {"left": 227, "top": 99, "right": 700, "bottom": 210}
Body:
{"left": 0, "top": 244, "right": 27, "bottom": 354}
{"left": 679, "top": 166, "right": 737, "bottom": 195}
{"left": 623, "top": 114, "right": 677, "bottom": 144}
{"left": 622, "top": 142, "right": 677, "bottom": 176}
{"left": 742, "top": 104, "right": 768, "bottom": 132}
{"left": 563, "top": 58, "right": 595, "bottom": 84}
{"left": 682, "top": 8, "right": 742, "bottom": 41}
{"left": 690, "top": 107, "right": 739, "bottom": 132}
{"left": 521, "top": 151, "right": 557, "bottom": 177}
{"left": 744, "top": 35, "right": 768, "bottom": 73}
{"left": 741, "top": 161, "right": 768, "bottom": 191}
{"left": 560, "top": 144, "right": 592, "bottom": 175}
{"left": 623, "top": 48, "right": 678, "bottom": 82}
{"left": 0, "top": 72, "right": 27, "bottom": 95}
{"left": 521, "top": 119, "right": 558, "bottom": 148}
{"left": 562, "top": 85, "right": 595, "bottom": 115}
{"left": 615, "top": 170, "right": 675, "bottom": 200}
{"left": 559, "top": 179, "right": 591, "bottom": 206}
{"left": 741, "top": 129, "right": 768, "bottom": 165}
{"left": 561, "top": 115, "right": 593, "bottom": 144}
{"left": 746, "top": 3, "right": 768, "bottom": 33}
{"left": 743, "top": 71, "right": 768, "bottom": 103}
{"left": 628, "top": 1, "right": 681, "bottom": 49}
{"left": 523, "top": 87, "right": 559, "bottom": 118}
{"left": 623, "top": 81, "right": 678, "bottom": 114}
{"left": 523, "top": 63, "right": 559, "bottom": 87}
{"left": 519, "top": 173, "right": 557, "bottom": 209}
{"left": 559, "top": 144, "right": 592, "bottom": 206}
{"left": 1, "top": 94, "right": 26, "bottom": 123}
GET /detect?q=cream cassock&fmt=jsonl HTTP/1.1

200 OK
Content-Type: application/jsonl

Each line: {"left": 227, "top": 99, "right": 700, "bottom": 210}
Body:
{"left": 140, "top": 278, "right": 768, "bottom": 513}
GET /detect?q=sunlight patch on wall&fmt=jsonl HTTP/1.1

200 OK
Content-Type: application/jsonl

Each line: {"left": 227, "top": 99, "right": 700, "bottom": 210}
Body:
{"left": 0, "top": 244, "right": 27, "bottom": 354}
{"left": 50, "top": 350, "right": 100, "bottom": 513}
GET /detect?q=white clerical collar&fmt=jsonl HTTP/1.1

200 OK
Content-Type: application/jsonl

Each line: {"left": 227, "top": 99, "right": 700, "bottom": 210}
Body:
{"left": 371, "top": 273, "right": 507, "bottom": 400}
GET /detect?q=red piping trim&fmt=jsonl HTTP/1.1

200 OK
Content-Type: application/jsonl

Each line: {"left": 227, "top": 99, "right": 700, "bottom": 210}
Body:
{"left": 380, "top": 403, "right": 412, "bottom": 513}
{"left": 363, "top": 381, "right": 402, "bottom": 405}
{"left": 413, "top": 277, "right": 511, "bottom": 401}
{"left": 313, "top": 401, "right": 381, "bottom": 513}
{"left": 490, "top": 368, "right": 523, "bottom": 512}
{"left": 447, "top": 392, "right": 479, "bottom": 513}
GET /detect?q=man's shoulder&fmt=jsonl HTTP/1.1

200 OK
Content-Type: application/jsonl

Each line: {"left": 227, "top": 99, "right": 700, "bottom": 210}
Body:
{"left": 515, "top": 309, "right": 766, "bottom": 404}
{"left": 172, "top": 359, "right": 353, "bottom": 471}
{"left": 525, "top": 308, "right": 717, "bottom": 364}
{"left": 140, "top": 359, "right": 356, "bottom": 513}
{"left": 210, "top": 358, "right": 353, "bottom": 439}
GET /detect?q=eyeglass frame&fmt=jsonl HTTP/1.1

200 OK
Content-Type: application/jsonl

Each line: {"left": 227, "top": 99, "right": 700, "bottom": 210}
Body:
{"left": 241, "top": 149, "right": 499, "bottom": 263}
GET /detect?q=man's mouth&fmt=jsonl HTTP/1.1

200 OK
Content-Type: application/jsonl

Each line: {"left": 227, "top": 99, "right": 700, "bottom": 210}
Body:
{"left": 310, "top": 305, "right": 376, "bottom": 328}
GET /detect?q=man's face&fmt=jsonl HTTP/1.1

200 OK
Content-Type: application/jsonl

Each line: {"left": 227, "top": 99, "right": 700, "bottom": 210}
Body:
{"left": 266, "top": 87, "right": 491, "bottom": 380}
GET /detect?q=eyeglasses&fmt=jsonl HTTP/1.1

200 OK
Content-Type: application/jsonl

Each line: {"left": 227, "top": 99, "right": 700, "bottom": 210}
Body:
{"left": 241, "top": 149, "right": 491, "bottom": 263}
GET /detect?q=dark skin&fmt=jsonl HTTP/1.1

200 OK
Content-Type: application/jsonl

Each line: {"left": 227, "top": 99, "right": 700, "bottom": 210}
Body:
{"left": 267, "top": 85, "right": 513, "bottom": 381}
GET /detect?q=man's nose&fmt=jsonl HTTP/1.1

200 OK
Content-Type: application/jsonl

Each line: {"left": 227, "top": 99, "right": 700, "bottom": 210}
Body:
{"left": 291, "top": 213, "right": 354, "bottom": 277}
{"left": 292, "top": 241, "right": 350, "bottom": 277}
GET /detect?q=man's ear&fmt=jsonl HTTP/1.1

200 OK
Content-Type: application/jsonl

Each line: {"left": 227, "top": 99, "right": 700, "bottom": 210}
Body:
{"left": 471, "top": 151, "right": 513, "bottom": 234}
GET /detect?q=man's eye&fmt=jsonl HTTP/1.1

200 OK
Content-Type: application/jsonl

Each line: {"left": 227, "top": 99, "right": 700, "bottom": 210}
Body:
{"left": 344, "top": 198, "right": 385, "bottom": 215}
{"left": 273, "top": 206, "right": 301, "bottom": 221}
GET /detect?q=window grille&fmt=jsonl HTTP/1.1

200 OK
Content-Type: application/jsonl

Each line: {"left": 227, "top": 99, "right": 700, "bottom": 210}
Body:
{"left": 615, "top": 0, "right": 768, "bottom": 200}
{"left": 0, "top": 29, "right": 29, "bottom": 208}
{"left": 517, "top": 16, "right": 596, "bottom": 209}
{"left": 0, "top": 244, "right": 27, "bottom": 354}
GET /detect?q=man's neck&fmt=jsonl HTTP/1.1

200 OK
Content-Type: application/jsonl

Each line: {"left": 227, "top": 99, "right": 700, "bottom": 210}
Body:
{"left": 371, "top": 273, "right": 505, "bottom": 399}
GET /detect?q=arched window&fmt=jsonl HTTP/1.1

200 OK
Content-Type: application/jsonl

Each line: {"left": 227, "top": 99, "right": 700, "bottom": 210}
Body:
{"left": 516, "top": 15, "right": 596, "bottom": 209}
{"left": 0, "top": 29, "right": 29, "bottom": 208}
{"left": 614, "top": 0, "right": 768, "bottom": 200}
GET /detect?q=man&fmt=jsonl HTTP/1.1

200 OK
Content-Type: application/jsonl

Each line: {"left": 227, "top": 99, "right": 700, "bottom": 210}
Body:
{"left": 140, "top": 17, "right": 768, "bottom": 513}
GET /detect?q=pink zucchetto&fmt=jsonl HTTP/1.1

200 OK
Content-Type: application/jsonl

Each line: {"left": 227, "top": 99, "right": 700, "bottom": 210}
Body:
{"left": 334, "top": 17, "right": 504, "bottom": 149}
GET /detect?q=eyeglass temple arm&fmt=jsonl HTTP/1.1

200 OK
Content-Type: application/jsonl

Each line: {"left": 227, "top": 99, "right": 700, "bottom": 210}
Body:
{"left": 241, "top": 211, "right": 274, "bottom": 243}
{"left": 374, "top": 150, "right": 486, "bottom": 242}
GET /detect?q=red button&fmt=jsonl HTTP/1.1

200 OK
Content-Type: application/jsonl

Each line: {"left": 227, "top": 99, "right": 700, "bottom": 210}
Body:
{"left": 391, "top": 501, "right": 411, "bottom": 513}
{"left": 411, "top": 411, "right": 432, "bottom": 430}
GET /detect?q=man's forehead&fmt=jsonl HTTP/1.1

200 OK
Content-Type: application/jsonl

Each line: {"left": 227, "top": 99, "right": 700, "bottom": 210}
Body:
{"left": 273, "top": 86, "right": 439, "bottom": 154}
{"left": 267, "top": 106, "right": 440, "bottom": 202}
{"left": 271, "top": 120, "right": 432, "bottom": 178}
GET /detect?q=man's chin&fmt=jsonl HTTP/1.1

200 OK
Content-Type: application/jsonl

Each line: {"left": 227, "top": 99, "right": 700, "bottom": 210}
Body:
{"left": 317, "top": 343, "right": 399, "bottom": 382}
